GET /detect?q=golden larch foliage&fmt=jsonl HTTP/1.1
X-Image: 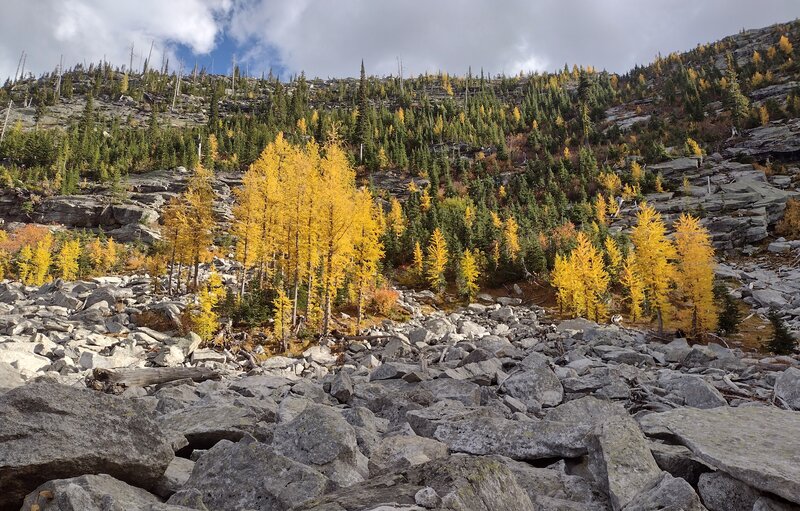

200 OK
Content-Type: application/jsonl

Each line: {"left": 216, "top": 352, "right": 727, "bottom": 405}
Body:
{"left": 620, "top": 252, "right": 645, "bottom": 322}
{"left": 459, "top": 249, "right": 480, "bottom": 300}
{"left": 630, "top": 161, "right": 644, "bottom": 183}
{"left": 595, "top": 193, "right": 608, "bottom": 226}
{"left": 426, "top": 228, "right": 449, "bottom": 293}
{"left": 57, "top": 239, "right": 81, "bottom": 281}
{"left": 630, "top": 202, "right": 676, "bottom": 331}
{"left": 673, "top": 214, "right": 717, "bottom": 336}
{"left": 604, "top": 236, "right": 623, "bottom": 279}
{"left": 272, "top": 288, "right": 293, "bottom": 348}
{"left": 503, "top": 217, "right": 521, "bottom": 261}
{"left": 779, "top": 35, "right": 793, "bottom": 56}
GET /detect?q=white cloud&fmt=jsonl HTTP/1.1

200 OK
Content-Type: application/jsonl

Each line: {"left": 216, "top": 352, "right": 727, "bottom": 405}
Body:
{"left": 1, "top": 0, "right": 798, "bottom": 81}
{"left": 0, "top": 0, "right": 230, "bottom": 81}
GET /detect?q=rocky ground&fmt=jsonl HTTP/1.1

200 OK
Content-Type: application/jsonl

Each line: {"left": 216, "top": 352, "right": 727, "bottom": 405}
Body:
{"left": 1, "top": 277, "right": 799, "bottom": 511}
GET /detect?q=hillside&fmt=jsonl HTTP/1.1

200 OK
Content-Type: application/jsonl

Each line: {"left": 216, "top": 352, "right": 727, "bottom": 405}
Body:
{"left": 1, "top": 14, "right": 800, "bottom": 511}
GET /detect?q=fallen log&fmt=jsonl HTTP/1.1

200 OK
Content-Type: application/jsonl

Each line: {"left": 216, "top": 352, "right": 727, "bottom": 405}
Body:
{"left": 87, "top": 366, "right": 220, "bottom": 394}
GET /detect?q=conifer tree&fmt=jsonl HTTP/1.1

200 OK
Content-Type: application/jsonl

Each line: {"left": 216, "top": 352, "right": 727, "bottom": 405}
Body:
{"left": 57, "top": 239, "right": 81, "bottom": 280}
{"left": 426, "top": 228, "right": 448, "bottom": 293}
{"left": 193, "top": 272, "right": 223, "bottom": 342}
{"left": 31, "top": 233, "right": 53, "bottom": 285}
{"left": 458, "top": 249, "right": 480, "bottom": 300}
{"left": 631, "top": 202, "right": 676, "bottom": 332}
{"left": 503, "top": 216, "right": 521, "bottom": 261}
{"left": 767, "top": 310, "right": 796, "bottom": 355}
{"left": 620, "top": 252, "right": 645, "bottom": 322}
{"left": 674, "top": 213, "right": 717, "bottom": 336}
{"left": 273, "top": 288, "right": 293, "bottom": 351}
{"left": 604, "top": 236, "right": 623, "bottom": 279}
{"left": 16, "top": 245, "right": 34, "bottom": 285}
{"left": 412, "top": 241, "right": 424, "bottom": 280}
{"left": 724, "top": 53, "right": 750, "bottom": 129}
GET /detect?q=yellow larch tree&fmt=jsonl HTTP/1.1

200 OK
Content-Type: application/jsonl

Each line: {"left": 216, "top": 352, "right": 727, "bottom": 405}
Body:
{"left": 57, "top": 239, "right": 81, "bottom": 281}
{"left": 631, "top": 161, "right": 644, "bottom": 183}
{"left": 426, "top": 228, "right": 449, "bottom": 293}
{"left": 673, "top": 213, "right": 717, "bottom": 336}
{"left": 184, "top": 164, "right": 216, "bottom": 289}
{"left": 551, "top": 253, "right": 577, "bottom": 313}
{"left": 459, "top": 249, "right": 480, "bottom": 300}
{"left": 351, "top": 189, "right": 384, "bottom": 330}
{"left": 595, "top": 193, "right": 608, "bottom": 226}
{"left": 272, "top": 288, "right": 293, "bottom": 351}
{"left": 31, "top": 233, "right": 53, "bottom": 285}
{"left": 604, "top": 236, "right": 623, "bottom": 280}
{"left": 317, "top": 139, "right": 359, "bottom": 335}
{"left": 16, "top": 245, "right": 34, "bottom": 285}
{"left": 620, "top": 252, "right": 645, "bottom": 322}
{"left": 192, "top": 271, "right": 224, "bottom": 342}
{"left": 387, "top": 198, "right": 406, "bottom": 238}
{"left": 503, "top": 216, "right": 521, "bottom": 261}
{"left": 779, "top": 35, "right": 793, "bottom": 56}
{"left": 630, "top": 202, "right": 676, "bottom": 332}
{"left": 412, "top": 241, "right": 424, "bottom": 279}
{"left": 570, "top": 232, "right": 610, "bottom": 321}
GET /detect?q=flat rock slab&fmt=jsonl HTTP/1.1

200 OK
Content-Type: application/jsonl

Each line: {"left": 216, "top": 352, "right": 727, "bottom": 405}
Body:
{"left": 639, "top": 406, "right": 800, "bottom": 505}
{"left": 0, "top": 381, "right": 174, "bottom": 511}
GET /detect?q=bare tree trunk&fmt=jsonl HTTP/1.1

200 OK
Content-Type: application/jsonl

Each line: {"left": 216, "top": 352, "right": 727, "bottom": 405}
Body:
{"left": 88, "top": 367, "right": 219, "bottom": 394}
{"left": 0, "top": 100, "right": 12, "bottom": 144}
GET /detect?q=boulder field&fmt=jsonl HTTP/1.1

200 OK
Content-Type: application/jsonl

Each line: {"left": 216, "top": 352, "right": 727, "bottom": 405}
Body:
{"left": 1, "top": 283, "right": 799, "bottom": 510}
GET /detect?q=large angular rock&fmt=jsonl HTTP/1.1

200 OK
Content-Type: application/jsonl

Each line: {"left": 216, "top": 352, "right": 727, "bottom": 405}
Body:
{"left": 368, "top": 435, "right": 450, "bottom": 473}
{"left": 0, "top": 381, "right": 173, "bottom": 510}
{"left": 698, "top": 471, "right": 761, "bottom": 511}
{"left": 422, "top": 413, "right": 591, "bottom": 460}
{"left": 657, "top": 372, "right": 727, "bottom": 409}
{"left": 330, "top": 369, "right": 354, "bottom": 403}
{"left": 588, "top": 415, "right": 662, "bottom": 510}
{"left": 19, "top": 474, "right": 169, "bottom": 511}
{"left": 623, "top": 472, "right": 706, "bottom": 511}
{"left": 407, "top": 455, "right": 535, "bottom": 511}
{"left": 272, "top": 404, "right": 367, "bottom": 487}
{"left": 639, "top": 406, "right": 800, "bottom": 505}
{"left": 501, "top": 457, "right": 609, "bottom": 510}
{"left": 174, "top": 437, "right": 330, "bottom": 511}
{"left": 158, "top": 393, "right": 278, "bottom": 450}
{"left": 502, "top": 366, "right": 564, "bottom": 407}
{"left": 0, "top": 361, "right": 23, "bottom": 393}
{"left": 774, "top": 367, "right": 800, "bottom": 411}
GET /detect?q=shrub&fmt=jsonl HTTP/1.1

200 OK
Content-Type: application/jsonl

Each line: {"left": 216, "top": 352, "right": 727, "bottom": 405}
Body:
{"left": 370, "top": 286, "right": 399, "bottom": 316}
{"left": 776, "top": 198, "right": 800, "bottom": 239}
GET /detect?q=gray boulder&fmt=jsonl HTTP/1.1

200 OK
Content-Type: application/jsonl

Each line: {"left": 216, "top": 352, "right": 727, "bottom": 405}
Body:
{"left": 368, "top": 435, "right": 450, "bottom": 472}
{"left": 698, "top": 471, "right": 760, "bottom": 511}
{"left": 272, "top": 404, "right": 367, "bottom": 487}
{"left": 774, "top": 367, "right": 800, "bottom": 410}
{"left": 175, "top": 437, "right": 330, "bottom": 511}
{"left": 0, "top": 361, "right": 23, "bottom": 393}
{"left": 623, "top": 472, "right": 706, "bottom": 511}
{"left": 153, "top": 457, "right": 195, "bottom": 499}
{"left": 502, "top": 366, "right": 564, "bottom": 407}
{"left": 19, "top": 474, "right": 172, "bottom": 511}
{"left": 639, "top": 406, "right": 800, "bottom": 505}
{"left": 588, "top": 415, "right": 662, "bottom": 510}
{"left": 158, "top": 393, "right": 278, "bottom": 450}
{"left": 657, "top": 372, "right": 727, "bottom": 409}
{"left": 0, "top": 381, "right": 173, "bottom": 510}
{"left": 330, "top": 369, "right": 354, "bottom": 403}
{"left": 407, "top": 455, "right": 535, "bottom": 511}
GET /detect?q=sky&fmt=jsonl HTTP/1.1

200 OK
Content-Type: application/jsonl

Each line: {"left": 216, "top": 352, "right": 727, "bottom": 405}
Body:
{"left": 1, "top": 0, "right": 799, "bottom": 82}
